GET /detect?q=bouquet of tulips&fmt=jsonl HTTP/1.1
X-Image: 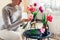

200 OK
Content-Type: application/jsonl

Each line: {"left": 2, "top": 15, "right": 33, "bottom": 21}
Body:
{"left": 39, "top": 7, "right": 53, "bottom": 34}
{"left": 23, "top": 3, "right": 53, "bottom": 35}
{"left": 27, "top": 3, "right": 44, "bottom": 21}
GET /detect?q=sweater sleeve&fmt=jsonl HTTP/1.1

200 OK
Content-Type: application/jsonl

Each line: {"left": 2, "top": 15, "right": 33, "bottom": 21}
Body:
{"left": 2, "top": 7, "right": 23, "bottom": 30}
{"left": 2, "top": 8, "right": 10, "bottom": 29}
{"left": 9, "top": 7, "right": 23, "bottom": 27}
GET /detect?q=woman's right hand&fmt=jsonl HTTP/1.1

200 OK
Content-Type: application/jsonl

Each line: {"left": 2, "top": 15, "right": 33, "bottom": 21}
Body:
{"left": 21, "top": 19, "right": 30, "bottom": 22}
{"left": 28, "top": 13, "right": 33, "bottom": 20}
{"left": 21, "top": 14, "right": 33, "bottom": 22}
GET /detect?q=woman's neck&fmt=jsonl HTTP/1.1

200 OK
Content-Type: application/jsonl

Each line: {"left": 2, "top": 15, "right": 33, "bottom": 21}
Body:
{"left": 11, "top": 3, "right": 16, "bottom": 7}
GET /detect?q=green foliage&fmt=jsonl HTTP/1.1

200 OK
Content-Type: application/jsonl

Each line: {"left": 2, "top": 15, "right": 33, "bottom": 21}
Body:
{"left": 33, "top": 11, "right": 38, "bottom": 20}
{"left": 28, "top": 29, "right": 38, "bottom": 35}
{"left": 23, "top": 22, "right": 28, "bottom": 29}
{"left": 42, "top": 14, "right": 47, "bottom": 25}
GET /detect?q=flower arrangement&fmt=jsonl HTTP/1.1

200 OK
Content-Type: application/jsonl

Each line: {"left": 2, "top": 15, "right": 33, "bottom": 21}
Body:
{"left": 40, "top": 8, "right": 53, "bottom": 34}
{"left": 40, "top": 14, "right": 53, "bottom": 34}
{"left": 27, "top": 5, "right": 38, "bottom": 21}
{"left": 27, "top": 3, "right": 45, "bottom": 28}
{"left": 27, "top": 3, "right": 53, "bottom": 34}
{"left": 23, "top": 3, "right": 53, "bottom": 36}
{"left": 42, "top": 14, "right": 53, "bottom": 25}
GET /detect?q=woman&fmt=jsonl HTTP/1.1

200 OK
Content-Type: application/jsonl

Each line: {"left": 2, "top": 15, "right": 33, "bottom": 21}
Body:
{"left": 0, "top": 0, "right": 30, "bottom": 40}
{"left": 2, "top": 0, "right": 30, "bottom": 31}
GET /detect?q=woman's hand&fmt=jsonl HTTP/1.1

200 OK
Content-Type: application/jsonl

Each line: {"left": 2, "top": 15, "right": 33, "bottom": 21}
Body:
{"left": 28, "top": 14, "right": 33, "bottom": 20}
{"left": 21, "top": 19, "right": 30, "bottom": 22}
{"left": 21, "top": 14, "right": 33, "bottom": 22}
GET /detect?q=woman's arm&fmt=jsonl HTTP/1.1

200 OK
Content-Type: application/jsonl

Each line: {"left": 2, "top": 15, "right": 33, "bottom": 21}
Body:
{"left": 2, "top": 7, "right": 23, "bottom": 30}
{"left": 2, "top": 7, "right": 29, "bottom": 30}
{"left": 9, "top": 7, "right": 30, "bottom": 29}
{"left": 9, "top": 18, "right": 29, "bottom": 29}
{"left": 2, "top": 8, "right": 10, "bottom": 29}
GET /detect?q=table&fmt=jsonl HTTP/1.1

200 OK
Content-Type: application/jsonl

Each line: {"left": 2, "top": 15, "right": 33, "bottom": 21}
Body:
{"left": 23, "top": 29, "right": 51, "bottom": 40}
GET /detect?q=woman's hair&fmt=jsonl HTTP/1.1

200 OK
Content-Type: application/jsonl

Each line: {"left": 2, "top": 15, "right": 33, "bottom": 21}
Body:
{"left": 20, "top": 0, "right": 22, "bottom": 2}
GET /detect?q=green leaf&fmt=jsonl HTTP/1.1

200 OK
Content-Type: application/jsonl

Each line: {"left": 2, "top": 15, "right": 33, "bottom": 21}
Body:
{"left": 33, "top": 11, "right": 38, "bottom": 20}
{"left": 29, "top": 29, "right": 38, "bottom": 35}
{"left": 23, "top": 22, "right": 28, "bottom": 29}
{"left": 42, "top": 14, "right": 47, "bottom": 25}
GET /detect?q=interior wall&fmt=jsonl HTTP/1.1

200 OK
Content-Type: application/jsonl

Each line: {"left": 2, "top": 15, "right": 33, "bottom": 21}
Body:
{"left": 0, "top": 0, "right": 11, "bottom": 16}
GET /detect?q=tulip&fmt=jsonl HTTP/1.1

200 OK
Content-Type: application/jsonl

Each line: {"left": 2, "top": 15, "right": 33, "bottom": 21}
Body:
{"left": 46, "top": 15, "right": 53, "bottom": 22}
{"left": 28, "top": 14, "right": 33, "bottom": 20}
{"left": 34, "top": 3, "right": 37, "bottom": 7}
{"left": 39, "top": 6, "right": 44, "bottom": 13}
{"left": 27, "top": 5, "right": 36, "bottom": 12}
{"left": 29, "top": 7, "right": 35, "bottom": 12}
{"left": 40, "top": 28, "right": 45, "bottom": 33}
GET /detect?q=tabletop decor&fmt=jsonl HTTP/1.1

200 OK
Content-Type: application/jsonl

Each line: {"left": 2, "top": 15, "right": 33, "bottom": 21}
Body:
{"left": 27, "top": 3, "right": 41, "bottom": 28}
{"left": 41, "top": 14, "right": 53, "bottom": 35}
{"left": 27, "top": 4, "right": 38, "bottom": 21}
{"left": 23, "top": 29, "right": 51, "bottom": 40}
{"left": 39, "top": 8, "right": 53, "bottom": 36}
{"left": 23, "top": 3, "right": 53, "bottom": 37}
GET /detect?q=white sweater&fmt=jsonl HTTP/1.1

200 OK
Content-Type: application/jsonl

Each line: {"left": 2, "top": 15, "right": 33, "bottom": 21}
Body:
{"left": 1, "top": 4, "right": 23, "bottom": 31}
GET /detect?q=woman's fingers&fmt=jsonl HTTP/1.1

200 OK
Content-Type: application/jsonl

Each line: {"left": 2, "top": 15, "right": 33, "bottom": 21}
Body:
{"left": 22, "top": 19, "right": 30, "bottom": 22}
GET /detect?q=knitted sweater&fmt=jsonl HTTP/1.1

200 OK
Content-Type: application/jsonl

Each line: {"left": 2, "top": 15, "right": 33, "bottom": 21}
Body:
{"left": 1, "top": 4, "right": 23, "bottom": 31}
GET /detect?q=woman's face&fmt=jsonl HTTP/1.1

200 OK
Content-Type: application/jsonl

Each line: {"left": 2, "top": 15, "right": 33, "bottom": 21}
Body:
{"left": 12, "top": 0, "right": 22, "bottom": 6}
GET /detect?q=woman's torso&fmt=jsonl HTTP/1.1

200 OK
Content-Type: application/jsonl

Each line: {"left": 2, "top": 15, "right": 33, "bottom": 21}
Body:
{"left": 2, "top": 4, "right": 22, "bottom": 31}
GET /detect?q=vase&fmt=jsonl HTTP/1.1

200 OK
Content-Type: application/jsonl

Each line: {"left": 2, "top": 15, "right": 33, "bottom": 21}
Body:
{"left": 42, "top": 24, "right": 49, "bottom": 36}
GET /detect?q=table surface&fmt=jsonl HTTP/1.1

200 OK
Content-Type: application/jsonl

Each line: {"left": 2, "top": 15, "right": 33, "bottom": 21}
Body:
{"left": 23, "top": 29, "right": 51, "bottom": 39}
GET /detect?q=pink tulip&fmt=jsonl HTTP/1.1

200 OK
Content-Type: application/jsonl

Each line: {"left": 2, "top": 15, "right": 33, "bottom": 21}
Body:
{"left": 40, "top": 28, "right": 45, "bottom": 33}
{"left": 28, "top": 14, "right": 33, "bottom": 20}
{"left": 39, "top": 6, "right": 44, "bottom": 13}
{"left": 34, "top": 3, "right": 37, "bottom": 6}
{"left": 27, "top": 5, "right": 36, "bottom": 12}
{"left": 46, "top": 15, "right": 53, "bottom": 22}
